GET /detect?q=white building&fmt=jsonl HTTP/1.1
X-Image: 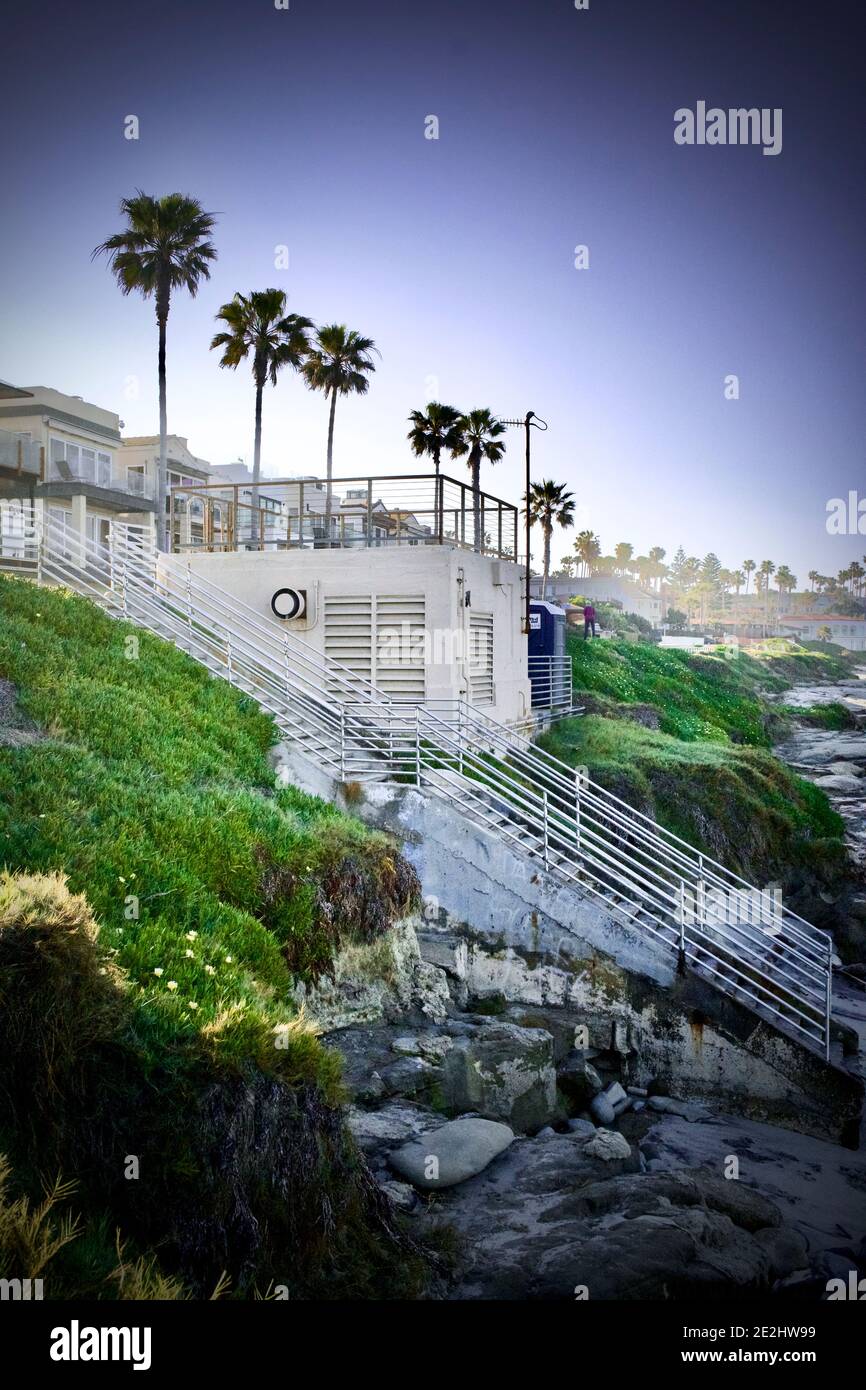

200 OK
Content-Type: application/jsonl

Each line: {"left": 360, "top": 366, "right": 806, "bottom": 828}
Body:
{"left": 0, "top": 381, "right": 157, "bottom": 555}
{"left": 777, "top": 614, "right": 866, "bottom": 652}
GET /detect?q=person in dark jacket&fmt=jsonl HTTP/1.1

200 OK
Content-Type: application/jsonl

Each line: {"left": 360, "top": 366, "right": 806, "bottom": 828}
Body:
{"left": 583, "top": 602, "right": 598, "bottom": 639}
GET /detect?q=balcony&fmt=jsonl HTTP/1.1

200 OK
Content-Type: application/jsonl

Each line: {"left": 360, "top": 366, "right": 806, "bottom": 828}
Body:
{"left": 168, "top": 473, "right": 519, "bottom": 560}
{"left": 46, "top": 453, "right": 154, "bottom": 500}
{"left": 0, "top": 429, "right": 43, "bottom": 480}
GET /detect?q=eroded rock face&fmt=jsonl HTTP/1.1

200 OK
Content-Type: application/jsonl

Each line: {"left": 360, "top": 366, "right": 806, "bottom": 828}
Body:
{"left": 389, "top": 1117, "right": 514, "bottom": 1189}
{"left": 439, "top": 1021, "right": 558, "bottom": 1132}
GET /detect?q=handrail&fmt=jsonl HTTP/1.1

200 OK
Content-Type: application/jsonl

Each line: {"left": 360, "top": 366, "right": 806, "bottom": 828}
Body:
{"left": 34, "top": 517, "right": 834, "bottom": 1058}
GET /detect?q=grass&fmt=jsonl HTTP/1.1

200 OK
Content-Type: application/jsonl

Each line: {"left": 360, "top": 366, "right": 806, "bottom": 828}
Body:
{"left": 538, "top": 638, "right": 852, "bottom": 907}
{"left": 567, "top": 635, "right": 854, "bottom": 745}
{"left": 0, "top": 575, "right": 418, "bottom": 1050}
{"left": 0, "top": 575, "right": 425, "bottom": 1297}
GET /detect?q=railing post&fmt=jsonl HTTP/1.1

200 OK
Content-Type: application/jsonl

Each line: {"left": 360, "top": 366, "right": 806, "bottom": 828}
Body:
{"left": 542, "top": 789, "right": 549, "bottom": 867}
{"left": 340, "top": 705, "right": 346, "bottom": 781}
{"left": 677, "top": 881, "right": 687, "bottom": 975}
{"left": 284, "top": 632, "right": 291, "bottom": 701}
{"left": 226, "top": 632, "right": 232, "bottom": 681}
{"left": 825, "top": 943, "right": 832, "bottom": 1062}
{"left": 186, "top": 564, "right": 193, "bottom": 633}
{"left": 415, "top": 706, "right": 421, "bottom": 786}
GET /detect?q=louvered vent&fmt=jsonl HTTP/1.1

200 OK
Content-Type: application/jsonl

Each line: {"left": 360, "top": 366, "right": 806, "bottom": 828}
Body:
{"left": 323, "top": 595, "right": 373, "bottom": 687}
{"left": 376, "top": 594, "right": 426, "bottom": 701}
{"left": 468, "top": 611, "right": 494, "bottom": 705}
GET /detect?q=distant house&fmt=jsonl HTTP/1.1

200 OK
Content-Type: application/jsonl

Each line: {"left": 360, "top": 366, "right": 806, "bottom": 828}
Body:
{"left": 0, "top": 381, "right": 157, "bottom": 556}
{"left": 777, "top": 614, "right": 866, "bottom": 652}
{"left": 531, "top": 574, "right": 662, "bottom": 626}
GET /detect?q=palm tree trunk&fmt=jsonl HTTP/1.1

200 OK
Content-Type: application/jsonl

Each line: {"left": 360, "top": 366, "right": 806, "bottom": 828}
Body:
{"left": 156, "top": 300, "right": 169, "bottom": 552}
{"left": 251, "top": 377, "right": 263, "bottom": 548}
{"left": 433, "top": 442, "right": 442, "bottom": 544}
{"left": 325, "top": 386, "right": 337, "bottom": 545}
{"left": 542, "top": 523, "right": 551, "bottom": 599}
{"left": 471, "top": 451, "right": 481, "bottom": 552}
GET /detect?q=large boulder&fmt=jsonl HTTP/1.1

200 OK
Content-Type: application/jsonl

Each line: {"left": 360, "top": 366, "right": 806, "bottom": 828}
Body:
{"left": 440, "top": 1022, "right": 558, "bottom": 1132}
{"left": 389, "top": 1117, "right": 514, "bottom": 1189}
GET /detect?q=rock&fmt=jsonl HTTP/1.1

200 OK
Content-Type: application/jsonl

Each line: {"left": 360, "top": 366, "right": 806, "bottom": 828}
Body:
{"left": 440, "top": 1022, "right": 558, "bottom": 1132}
{"left": 827, "top": 762, "right": 863, "bottom": 778}
{"left": 567, "top": 1118, "right": 597, "bottom": 1137}
{"left": 416, "top": 930, "right": 468, "bottom": 980}
{"left": 612, "top": 1096, "right": 633, "bottom": 1118}
{"left": 377, "top": 1178, "right": 417, "bottom": 1211}
{"left": 444, "top": 1162, "right": 805, "bottom": 1300}
{"left": 585, "top": 1128, "right": 632, "bottom": 1162}
{"left": 416, "top": 1032, "right": 455, "bottom": 1062}
{"left": 557, "top": 1050, "right": 604, "bottom": 1103}
{"left": 627, "top": 1086, "right": 648, "bottom": 1098}
{"left": 391, "top": 1036, "right": 420, "bottom": 1056}
{"left": 646, "top": 1095, "right": 709, "bottom": 1122}
{"left": 379, "top": 1056, "right": 438, "bottom": 1097}
{"left": 389, "top": 1117, "right": 514, "bottom": 1189}
{"left": 601, "top": 1081, "right": 628, "bottom": 1107}
{"left": 346, "top": 1099, "right": 439, "bottom": 1157}
{"left": 814, "top": 774, "right": 866, "bottom": 795}
{"left": 536, "top": 1126, "right": 556, "bottom": 1138}
{"left": 849, "top": 898, "right": 866, "bottom": 922}
{"left": 589, "top": 1093, "right": 616, "bottom": 1125}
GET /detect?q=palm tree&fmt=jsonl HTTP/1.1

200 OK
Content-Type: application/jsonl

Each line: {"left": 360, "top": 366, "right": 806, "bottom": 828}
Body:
{"left": 732, "top": 569, "right": 745, "bottom": 598}
{"left": 211, "top": 290, "right": 313, "bottom": 546}
{"left": 302, "top": 324, "right": 379, "bottom": 541}
{"left": 614, "top": 541, "right": 634, "bottom": 576}
{"left": 451, "top": 409, "right": 507, "bottom": 551}
{"left": 808, "top": 569, "right": 819, "bottom": 592}
{"left": 759, "top": 560, "right": 776, "bottom": 631}
{"left": 574, "top": 530, "right": 601, "bottom": 577}
{"left": 93, "top": 192, "right": 217, "bottom": 550}
{"left": 407, "top": 402, "right": 464, "bottom": 541}
{"left": 742, "top": 559, "right": 756, "bottom": 594}
{"left": 526, "top": 480, "right": 575, "bottom": 598}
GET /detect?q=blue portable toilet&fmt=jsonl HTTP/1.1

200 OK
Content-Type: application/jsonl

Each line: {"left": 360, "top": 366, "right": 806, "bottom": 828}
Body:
{"left": 528, "top": 600, "right": 568, "bottom": 709}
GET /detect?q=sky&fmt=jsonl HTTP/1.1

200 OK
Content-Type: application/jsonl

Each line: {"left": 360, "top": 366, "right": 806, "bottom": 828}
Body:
{"left": 1, "top": 0, "right": 864, "bottom": 580}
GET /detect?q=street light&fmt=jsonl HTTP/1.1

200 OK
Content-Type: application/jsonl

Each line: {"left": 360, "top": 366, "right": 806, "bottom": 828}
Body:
{"left": 499, "top": 411, "right": 548, "bottom": 634}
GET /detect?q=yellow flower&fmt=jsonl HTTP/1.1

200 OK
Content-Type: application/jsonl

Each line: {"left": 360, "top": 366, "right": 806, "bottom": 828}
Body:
{"left": 204, "top": 965, "right": 216, "bottom": 976}
{"left": 188, "top": 1001, "right": 199, "bottom": 1011}
{"left": 166, "top": 980, "right": 178, "bottom": 991}
{"left": 153, "top": 967, "right": 164, "bottom": 977}
{"left": 185, "top": 949, "right": 194, "bottom": 958}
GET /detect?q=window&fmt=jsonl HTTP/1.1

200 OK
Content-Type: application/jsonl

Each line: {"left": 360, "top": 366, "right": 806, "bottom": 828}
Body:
{"left": 49, "top": 437, "right": 114, "bottom": 488}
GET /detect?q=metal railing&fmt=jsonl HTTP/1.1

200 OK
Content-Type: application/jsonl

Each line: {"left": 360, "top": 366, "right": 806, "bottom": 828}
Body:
{"left": 168, "top": 473, "right": 519, "bottom": 559}
{"left": 528, "top": 654, "right": 573, "bottom": 713}
{"left": 33, "top": 518, "right": 834, "bottom": 1059}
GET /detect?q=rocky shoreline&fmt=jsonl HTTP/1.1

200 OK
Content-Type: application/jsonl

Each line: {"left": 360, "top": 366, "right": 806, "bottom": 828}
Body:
{"left": 305, "top": 915, "right": 866, "bottom": 1300}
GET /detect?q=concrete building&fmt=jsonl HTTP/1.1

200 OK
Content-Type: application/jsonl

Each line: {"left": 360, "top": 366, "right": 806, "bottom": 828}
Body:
{"left": 0, "top": 381, "right": 157, "bottom": 556}
{"left": 170, "top": 469, "right": 529, "bottom": 724}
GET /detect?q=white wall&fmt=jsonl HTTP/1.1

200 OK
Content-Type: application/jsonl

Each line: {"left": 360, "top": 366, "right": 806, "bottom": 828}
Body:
{"left": 167, "top": 545, "right": 531, "bottom": 723}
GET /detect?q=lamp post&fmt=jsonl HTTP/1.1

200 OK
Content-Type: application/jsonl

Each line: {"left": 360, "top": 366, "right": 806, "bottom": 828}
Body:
{"left": 499, "top": 411, "right": 548, "bottom": 634}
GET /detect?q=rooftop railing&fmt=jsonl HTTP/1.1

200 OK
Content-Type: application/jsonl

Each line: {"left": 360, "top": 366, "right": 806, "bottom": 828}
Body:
{"left": 168, "top": 473, "right": 519, "bottom": 560}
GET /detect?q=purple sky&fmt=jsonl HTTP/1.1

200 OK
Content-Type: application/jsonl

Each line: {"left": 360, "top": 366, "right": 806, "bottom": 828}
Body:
{"left": 1, "top": 0, "right": 864, "bottom": 581}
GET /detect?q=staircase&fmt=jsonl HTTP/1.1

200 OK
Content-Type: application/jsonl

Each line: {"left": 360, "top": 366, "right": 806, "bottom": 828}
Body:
{"left": 29, "top": 518, "right": 835, "bottom": 1061}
